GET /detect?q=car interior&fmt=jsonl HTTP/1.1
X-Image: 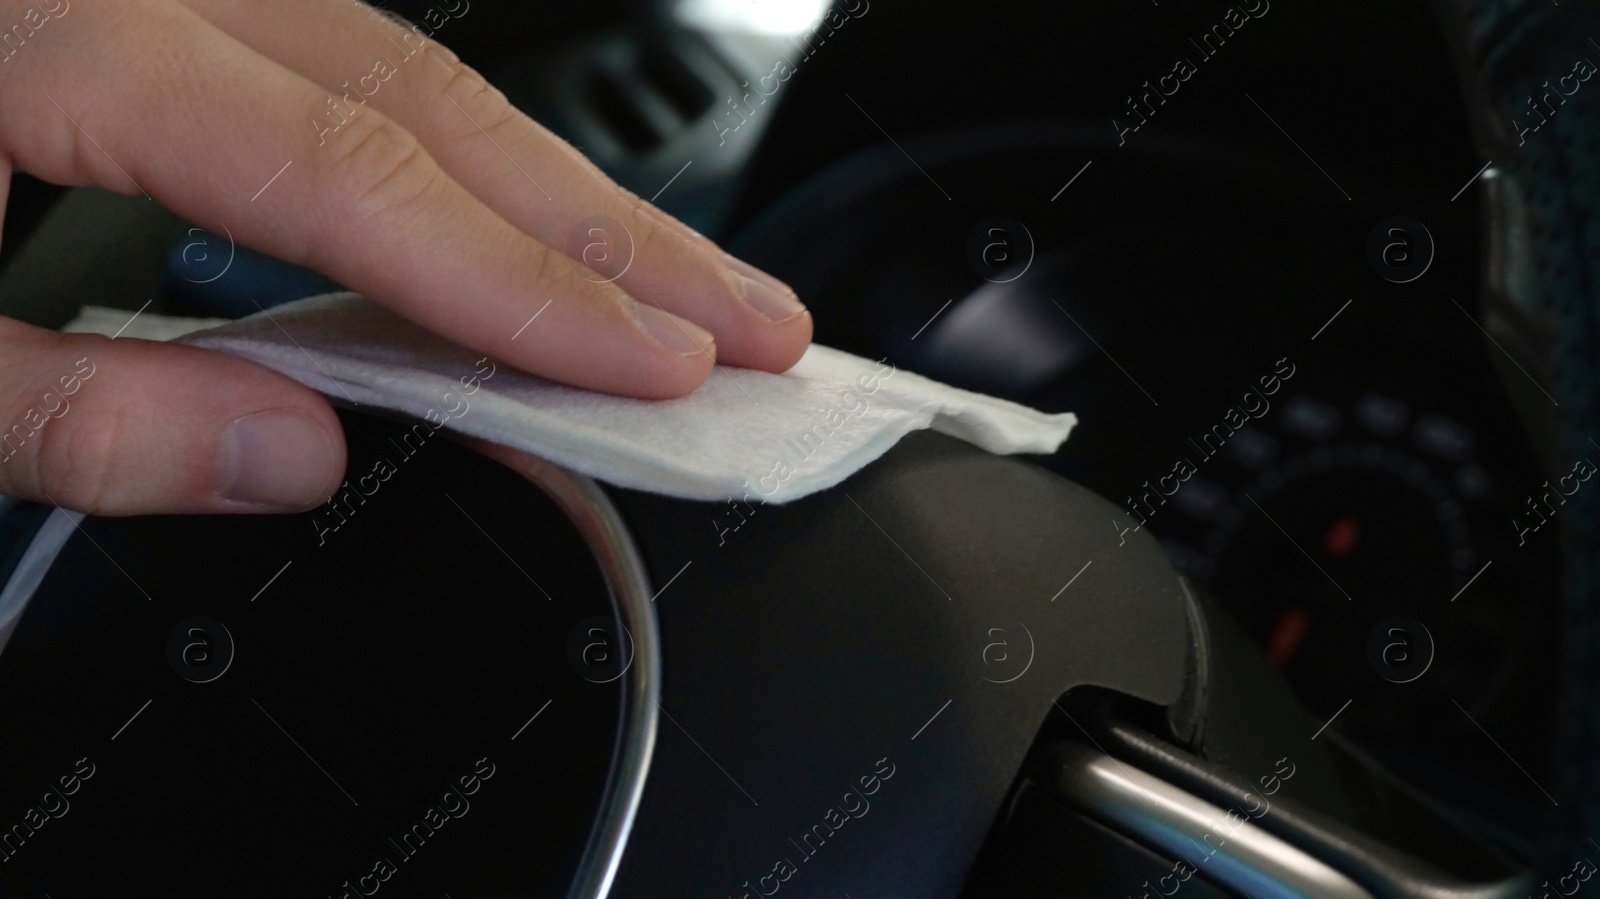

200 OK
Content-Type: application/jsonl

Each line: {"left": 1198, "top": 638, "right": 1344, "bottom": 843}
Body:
{"left": 0, "top": 0, "right": 1595, "bottom": 896}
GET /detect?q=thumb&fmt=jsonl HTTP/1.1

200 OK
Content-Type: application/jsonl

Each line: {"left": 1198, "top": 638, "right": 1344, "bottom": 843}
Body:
{"left": 0, "top": 317, "right": 346, "bottom": 515}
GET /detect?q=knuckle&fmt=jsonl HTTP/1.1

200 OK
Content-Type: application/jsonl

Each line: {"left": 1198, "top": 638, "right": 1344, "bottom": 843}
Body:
{"left": 410, "top": 23, "right": 465, "bottom": 69}
{"left": 618, "top": 192, "right": 720, "bottom": 283}
{"left": 54, "top": 110, "right": 139, "bottom": 196}
{"left": 431, "top": 57, "right": 519, "bottom": 141}
{"left": 34, "top": 406, "right": 127, "bottom": 514}
{"left": 329, "top": 115, "right": 440, "bottom": 229}
{"left": 624, "top": 197, "right": 673, "bottom": 262}
{"left": 617, "top": 182, "right": 716, "bottom": 255}
{"left": 520, "top": 239, "right": 560, "bottom": 299}
{"left": 436, "top": 56, "right": 496, "bottom": 107}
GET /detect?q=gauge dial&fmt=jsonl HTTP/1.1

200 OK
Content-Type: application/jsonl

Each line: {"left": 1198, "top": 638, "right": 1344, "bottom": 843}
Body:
{"left": 1149, "top": 389, "right": 1556, "bottom": 788}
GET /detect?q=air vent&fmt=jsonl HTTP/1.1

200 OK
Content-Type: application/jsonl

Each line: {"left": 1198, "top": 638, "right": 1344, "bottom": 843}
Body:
{"left": 583, "top": 65, "right": 663, "bottom": 153}
{"left": 575, "top": 34, "right": 720, "bottom": 157}
{"left": 639, "top": 40, "right": 713, "bottom": 120}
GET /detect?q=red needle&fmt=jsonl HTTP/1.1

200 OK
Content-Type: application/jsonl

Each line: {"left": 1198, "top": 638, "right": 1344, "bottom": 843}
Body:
{"left": 1323, "top": 514, "right": 1361, "bottom": 559}
{"left": 1268, "top": 606, "right": 1311, "bottom": 668}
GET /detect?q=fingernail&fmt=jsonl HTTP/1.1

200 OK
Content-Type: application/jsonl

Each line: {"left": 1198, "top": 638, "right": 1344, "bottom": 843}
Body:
{"left": 218, "top": 410, "right": 339, "bottom": 509}
{"left": 629, "top": 300, "right": 715, "bottom": 357}
{"left": 725, "top": 254, "right": 807, "bottom": 323}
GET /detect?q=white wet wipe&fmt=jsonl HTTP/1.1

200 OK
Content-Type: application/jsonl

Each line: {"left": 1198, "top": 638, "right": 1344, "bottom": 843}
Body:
{"left": 71, "top": 293, "right": 1078, "bottom": 503}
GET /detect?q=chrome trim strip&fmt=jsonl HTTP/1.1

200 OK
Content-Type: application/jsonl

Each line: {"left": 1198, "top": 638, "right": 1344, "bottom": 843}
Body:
{"left": 512, "top": 456, "right": 661, "bottom": 899}
{"left": 1046, "top": 743, "right": 1374, "bottom": 899}
{"left": 2, "top": 455, "right": 658, "bottom": 898}
{"left": 0, "top": 507, "right": 83, "bottom": 662}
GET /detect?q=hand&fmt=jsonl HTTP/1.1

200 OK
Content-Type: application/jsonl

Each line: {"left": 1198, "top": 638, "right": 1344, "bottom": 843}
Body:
{"left": 0, "top": 0, "right": 811, "bottom": 516}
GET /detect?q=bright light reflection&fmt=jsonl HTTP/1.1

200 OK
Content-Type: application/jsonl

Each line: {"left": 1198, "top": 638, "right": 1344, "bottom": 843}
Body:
{"left": 675, "top": 0, "right": 832, "bottom": 35}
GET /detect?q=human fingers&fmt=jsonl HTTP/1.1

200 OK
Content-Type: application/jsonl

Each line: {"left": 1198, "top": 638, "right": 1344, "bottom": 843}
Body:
{"left": 176, "top": 0, "right": 813, "bottom": 372}
{"left": 0, "top": 0, "right": 715, "bottom": 398}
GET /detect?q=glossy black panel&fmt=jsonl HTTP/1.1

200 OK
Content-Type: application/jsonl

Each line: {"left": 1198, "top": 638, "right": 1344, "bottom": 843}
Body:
{"left": 0, "top": 412, "right": 620, "bottom": 898}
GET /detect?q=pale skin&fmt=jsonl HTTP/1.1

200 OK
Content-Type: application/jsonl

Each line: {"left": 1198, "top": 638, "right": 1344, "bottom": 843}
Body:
{"left": 0, "top": 0, "right": 813, "bottom": 515}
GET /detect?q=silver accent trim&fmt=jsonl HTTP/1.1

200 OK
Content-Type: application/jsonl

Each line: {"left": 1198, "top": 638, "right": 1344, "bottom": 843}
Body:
{"left": 1046, "top": 743, "right": 1374, "bottom": 899}
{"left": 511, "top": 456, "right": 661, "bottom": 899}
{"left": 0, "top": 507, "right": 83, "bottom": 662}
{"left": 2, "top": 460, "right": 659, "bottom": 898}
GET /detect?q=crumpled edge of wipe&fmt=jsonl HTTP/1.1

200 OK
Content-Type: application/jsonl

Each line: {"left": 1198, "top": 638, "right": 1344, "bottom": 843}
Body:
{"left": 171, "top": 293, "right": 1078, "bottom": 503}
